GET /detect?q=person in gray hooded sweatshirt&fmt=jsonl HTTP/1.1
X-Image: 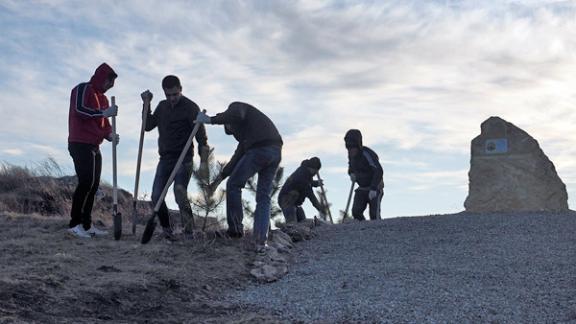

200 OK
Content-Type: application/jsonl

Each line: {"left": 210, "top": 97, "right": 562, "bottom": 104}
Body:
{"left": 345, "top": 129, "right": 384, "bottom": 220}
{"left": 195, "top": 102, "right": 282, "bottom": 250}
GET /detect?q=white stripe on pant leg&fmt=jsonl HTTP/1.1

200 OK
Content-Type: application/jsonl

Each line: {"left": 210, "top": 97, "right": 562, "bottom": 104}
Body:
{"left": 80, "top": 150, "right": 97, "bottom": 214}
{"left": 376, "top": 191, "right": 383, "bottom": 219}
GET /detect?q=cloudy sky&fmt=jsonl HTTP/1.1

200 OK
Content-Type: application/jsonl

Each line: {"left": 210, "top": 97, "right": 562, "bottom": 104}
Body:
{"left": 1, "top": 0, "right": 576, "bottom": 221}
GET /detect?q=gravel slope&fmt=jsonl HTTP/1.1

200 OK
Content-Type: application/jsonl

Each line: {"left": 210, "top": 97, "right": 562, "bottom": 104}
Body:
{"left": 231, "top": 212, "right": 576, "bottom": 323}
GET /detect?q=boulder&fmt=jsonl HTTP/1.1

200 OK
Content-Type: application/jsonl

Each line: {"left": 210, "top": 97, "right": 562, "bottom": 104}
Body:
{"left": 464, "top": 117, "right": 568, "bottom": 212}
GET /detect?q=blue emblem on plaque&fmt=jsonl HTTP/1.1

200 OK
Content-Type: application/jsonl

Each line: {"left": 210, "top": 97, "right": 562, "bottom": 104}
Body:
{"left": 485, "top": 138, "right": 508, "bottom": 154}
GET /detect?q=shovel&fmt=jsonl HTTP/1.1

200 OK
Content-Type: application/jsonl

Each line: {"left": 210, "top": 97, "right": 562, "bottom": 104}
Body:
{"left": 111, "top": 96, "right": 122, "bottom": 240}
{"left": 341, "top": 180, "right": 355, "bottom": 220}
{"left": 316, "top": 172, "right": 333, "bottom": 224}
{"left": 131, "top": 90, "right": 151, "bottom": 235}
{"left": 141, "top": 110, "right": 206, "bottom": 244}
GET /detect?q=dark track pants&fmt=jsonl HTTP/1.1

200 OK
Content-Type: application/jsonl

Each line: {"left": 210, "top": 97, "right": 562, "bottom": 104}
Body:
{"left": 352, "top": 188, "right": 383, "bottom": 221}
{"left": 281, "top": 205, "right": 306, "bottom": 223}
{"left": 68, "top": 142, "right": 102, "bottom": 230}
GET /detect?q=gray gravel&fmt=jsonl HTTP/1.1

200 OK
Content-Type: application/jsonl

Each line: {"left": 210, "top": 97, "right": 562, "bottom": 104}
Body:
{"left": 229, "top": 212, "right": 576, "bottom": 323}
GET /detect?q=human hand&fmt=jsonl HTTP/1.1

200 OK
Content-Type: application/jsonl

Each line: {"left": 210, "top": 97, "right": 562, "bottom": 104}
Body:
{"left": 106, "top": 133, "right": 120, "bottom": 144}
{"left": 368, "top": 190, "right": 377, "bottom": 200}
{"left": 194, "top": 110, "right": 211, "bottom": 124}
{"left": 102, "top": 104, "right": 118, "bottom": 117}
{"left": 141, "top": 90, "right": 153, "bottom": 102}
{"left": 209, "top": 175, "right": 223, "bottom": 192}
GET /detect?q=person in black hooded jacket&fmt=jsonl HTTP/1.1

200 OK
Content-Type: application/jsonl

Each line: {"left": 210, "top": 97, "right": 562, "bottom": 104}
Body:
{"left": 345, "top": 129, "right": 384, "bottom": 220}
{"left": 278, "top": 157, "right": 326, "bottom": 223}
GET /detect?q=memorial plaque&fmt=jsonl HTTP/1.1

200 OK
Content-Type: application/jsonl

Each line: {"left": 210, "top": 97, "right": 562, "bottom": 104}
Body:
{"left": 485, "top": 138, "right": 508, "bottom": 154}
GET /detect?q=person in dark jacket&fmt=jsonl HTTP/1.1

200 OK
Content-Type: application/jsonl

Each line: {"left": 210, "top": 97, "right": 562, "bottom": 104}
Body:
{"left": 142, "top": 75, "right": 209, "bottom": 239}
{"left": 278, "top": 157, "right": 326, "bottom": 223}
{"left": 345, "top": 129, "right": 384, "bottom": 220}
{"left": 67, "top": 63, "right": 119, "bottom": 238}
{"left": 195, "top": 102, "right": 282, "bottom": 249}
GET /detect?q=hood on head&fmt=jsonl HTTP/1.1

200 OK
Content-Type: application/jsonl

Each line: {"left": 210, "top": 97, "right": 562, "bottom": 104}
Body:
{"left": 301, "top": 157, "right": 321, "bottom": 170}
{"left": 90, "top": 63, "right": 117, "bottom": 93}
{"left": 344, "top": 129, "right": 363, "bottom": 149}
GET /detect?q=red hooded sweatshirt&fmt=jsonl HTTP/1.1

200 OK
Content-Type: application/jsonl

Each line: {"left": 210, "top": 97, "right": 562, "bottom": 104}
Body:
{"left": 68, "top": 63, "right": 117, "bottom": 145}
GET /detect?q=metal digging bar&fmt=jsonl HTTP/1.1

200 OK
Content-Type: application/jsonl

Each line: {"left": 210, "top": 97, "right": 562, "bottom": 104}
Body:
{"left": 111, "top": 96, "right": 122, "bottom": 240}
{"left": 342, "top": 180, "right": 355, "bottom": 220}
{"left": 141, "top": 110, "right": 205, "bottom": 244}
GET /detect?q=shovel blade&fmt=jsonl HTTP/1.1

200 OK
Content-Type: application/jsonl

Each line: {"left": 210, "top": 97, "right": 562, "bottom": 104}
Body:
{"left": 141, "top": 216, "right": 157, "bottom": 244}
{"left": 113, "top": 212, "right": 122, "bottom": 240}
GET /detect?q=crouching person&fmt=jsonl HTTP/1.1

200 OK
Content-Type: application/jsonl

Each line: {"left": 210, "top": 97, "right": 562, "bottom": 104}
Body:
{"left": 345, "top": 129, "right": 384, "bottom": 220}
{"left": 278, "top": 157, "right": 326, "bottom": 223}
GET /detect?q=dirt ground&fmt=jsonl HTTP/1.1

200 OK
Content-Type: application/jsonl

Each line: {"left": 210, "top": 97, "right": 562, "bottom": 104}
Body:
{"left": 0, "top": 212, "right": 285, "bottom": 323}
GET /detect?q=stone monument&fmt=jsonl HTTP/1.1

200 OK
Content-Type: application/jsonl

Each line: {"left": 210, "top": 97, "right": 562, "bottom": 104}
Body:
{"left": 464, "top": 116, "right": 568, "bottom": 212}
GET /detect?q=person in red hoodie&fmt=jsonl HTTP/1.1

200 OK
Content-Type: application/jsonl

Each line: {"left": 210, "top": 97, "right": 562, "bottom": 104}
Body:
{"left": 67, "top": 63, "right": 119, "bottom": 238}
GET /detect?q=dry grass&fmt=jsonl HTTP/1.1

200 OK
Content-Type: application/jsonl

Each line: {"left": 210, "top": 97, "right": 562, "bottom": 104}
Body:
{"left": 0, "top": 158, "right": 135, "bottom": 224}
{"left": 0, "top": 158, "right": 225, "bottom": 232}
{"left": 0, "top": 158, "right": 71, "bottom": 216}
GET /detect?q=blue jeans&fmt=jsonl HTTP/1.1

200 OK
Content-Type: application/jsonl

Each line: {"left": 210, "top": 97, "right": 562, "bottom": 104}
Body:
{"left": 226, "top": 145, "right": 281, "bottom": 244}
{"left": 151, "top": 158, "right": 194, "bottom": 231}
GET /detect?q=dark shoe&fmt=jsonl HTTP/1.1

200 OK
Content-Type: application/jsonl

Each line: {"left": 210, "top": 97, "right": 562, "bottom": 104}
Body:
{"left": 255, "top": 242, "right": 270, "bottom": 254}
{"left": 162, "top": 227, "right": 177, "bottom": 241}
{"left": 226, "top": 230, "right": 243, "bottom": 238}
{"left": 183, "top": 231, "right": 194, "bottom": 241}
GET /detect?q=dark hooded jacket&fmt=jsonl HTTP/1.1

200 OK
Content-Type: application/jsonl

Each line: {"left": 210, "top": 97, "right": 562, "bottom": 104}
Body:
{"left": 212, "top": 102, "right": 283, "bottom": 178}
{"left": 278, "top": 159, "right": 323, "bottom": 210}
{"left": 345, "top": 129, "right": 384, "bottom": 190}
{"left": 68, "top": 63, "right": 116, "bottom": 145}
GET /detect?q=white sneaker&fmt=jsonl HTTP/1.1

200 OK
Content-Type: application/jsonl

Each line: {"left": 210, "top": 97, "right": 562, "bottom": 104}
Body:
{"left": 68, "top": 225, "right": 92, "bottom": 239}
{"left": 86, "top": 226, "right": 109, "bottom": 236}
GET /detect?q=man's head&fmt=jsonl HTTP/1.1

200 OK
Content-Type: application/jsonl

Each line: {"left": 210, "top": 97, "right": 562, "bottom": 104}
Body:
{"left": 344, "top": 129, "right": 363, "bottom": 157}
{"left": 91, "top": 63, "right": 117, "bottom": 93}
{"left": 302, "top": 157, "right": 321, "bottom": 174}
{"left": 162, "top": 75, "right": 182, "bottom": 107}
{"left": 102, "top": 72, "right": 116, "bottom": 93}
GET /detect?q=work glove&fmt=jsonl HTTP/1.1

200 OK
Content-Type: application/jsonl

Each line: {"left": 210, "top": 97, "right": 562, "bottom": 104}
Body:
{"left": 102, "top": 104, "right": 118, "bottom": 117}
{"left": 194, "top": 111, "right": 211, "bottom": 124}
{"left": 368, "top": 190, "right": 378, "bottom": 200}
{"left": 106, "top": 133, "right": 120, "bottom": 144}
{"left": 349, "top": 173, "right": 356, "bottom": 183}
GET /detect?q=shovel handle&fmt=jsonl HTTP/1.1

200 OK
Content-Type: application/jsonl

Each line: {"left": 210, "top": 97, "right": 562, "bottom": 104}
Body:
{"left": 153, "top": 110, "right": 206, "bottom": 212}
{"left": 111, "top": 96, "right": 118, "bottom": 206}
{"left": 132, "top": 94, "right": 150, "bottom": 233}
{"left": 344, "top": 180, "right": 355, "bottom": 219}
